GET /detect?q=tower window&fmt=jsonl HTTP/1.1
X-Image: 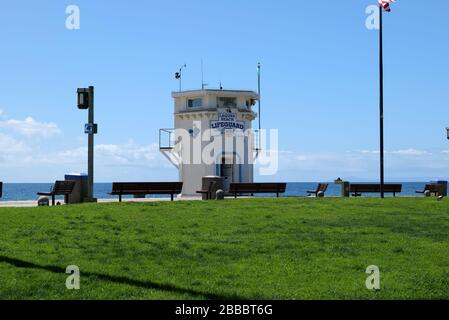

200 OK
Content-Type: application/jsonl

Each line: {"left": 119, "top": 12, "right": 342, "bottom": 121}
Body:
{"left": 188, "top": 98, "right": 202, "bottom": 108}
{"left": 218, "top": 97, "right": 237, "bottom": 108}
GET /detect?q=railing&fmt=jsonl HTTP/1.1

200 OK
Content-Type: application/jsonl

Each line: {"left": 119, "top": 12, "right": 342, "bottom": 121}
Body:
{"left": 159, "top": 129, "right": 175, "bottom": 150}
{"left": 253, "top": 129, "right": 262, "bottom": 152}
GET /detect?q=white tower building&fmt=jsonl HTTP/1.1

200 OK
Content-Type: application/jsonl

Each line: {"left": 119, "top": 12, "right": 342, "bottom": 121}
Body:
{"left": 160, "top": 89, "right": 259, "bottom": 196}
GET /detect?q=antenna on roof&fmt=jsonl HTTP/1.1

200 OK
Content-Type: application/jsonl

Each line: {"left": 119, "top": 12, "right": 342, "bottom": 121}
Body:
{"left": 201, "top": 59, "right": 208, "bottom": 90}
{"left": 175, "top": 63, "right": 187, "bottom": 92}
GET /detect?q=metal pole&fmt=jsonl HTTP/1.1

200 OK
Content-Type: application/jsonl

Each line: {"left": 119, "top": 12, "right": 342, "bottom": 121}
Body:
{"left": 179, "top": 68, "right": 182, "bottom": 92}
{"left": 257, "top": 63, "right": 261, "bottom": 151}
{"left": 88, "top": 86, "right": 95, "bottom": 200}
{"left": 379, "top": 7, "right": 385, "bottom": 199}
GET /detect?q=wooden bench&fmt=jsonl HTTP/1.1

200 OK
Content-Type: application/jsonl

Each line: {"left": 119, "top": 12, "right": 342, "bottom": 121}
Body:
{"left": 307, "top": 183, "right": 329, "bottom": 197}
{"left": 229, "top": 183, "right": 287, "bottom": 198}
{"left": 416, "top": 184, "right": 443, "bottom": 196}
{"left": 37, "top": 180, "right": 77, "bottom": 206}
{"left": 350, "top": 184, "right": 402, "bottom": 197}
{"left": 109, "top": 182, "right": 183, "bottom": 202}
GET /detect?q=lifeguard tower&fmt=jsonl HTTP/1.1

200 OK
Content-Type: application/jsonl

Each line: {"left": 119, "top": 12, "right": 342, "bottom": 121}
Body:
{"left": 159, "top": 89, "right": 259, "bottom": 196}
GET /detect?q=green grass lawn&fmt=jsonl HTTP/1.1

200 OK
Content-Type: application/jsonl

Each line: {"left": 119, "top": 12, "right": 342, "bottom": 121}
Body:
{"left": 0, "top": 198, "right": 448, "bottom": 300}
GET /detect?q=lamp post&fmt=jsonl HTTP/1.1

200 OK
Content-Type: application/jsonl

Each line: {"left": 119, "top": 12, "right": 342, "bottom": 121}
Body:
{"left": 77, "top": 86, "right": 97, "bottom": 202}
{"left": 377, "top": 0, "right": 397, "bottom": 198}
{"left": 257, "top": 62, "right": 261, "bottom": 152}
{"left": 379, "top": 5, "right": 385, "bottom": 199}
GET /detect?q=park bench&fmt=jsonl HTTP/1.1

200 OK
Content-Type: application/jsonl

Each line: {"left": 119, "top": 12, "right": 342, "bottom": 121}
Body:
{"left": 37, "top": 180, "right": 77, "bottom": 206}
{"left": 196, "top": 181, "right": 217, "bottom": 200}
{"left": 109, "top": 182, "right": 183, "bottom": 202}
{"left": 350, "top": 184, "right": 402, "bottom": 197}
{"left": 416, "top": 184, "right": 443, "bottom": 197}
{"left": 307, "top": 183, "right": 329, "bottom": 197}
{"left": 229, "top": 183, "right": 287, "bottom": 198}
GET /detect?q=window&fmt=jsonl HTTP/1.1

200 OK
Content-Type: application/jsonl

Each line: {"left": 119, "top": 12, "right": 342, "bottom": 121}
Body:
{"left": 246, "top": 99, "right": 256, "bottom": 109}
{"left": 217, "top": 97, "right": 237, "bottom": 108}
{"left": 188, "top": 98, "right": 202, "bottom": 108}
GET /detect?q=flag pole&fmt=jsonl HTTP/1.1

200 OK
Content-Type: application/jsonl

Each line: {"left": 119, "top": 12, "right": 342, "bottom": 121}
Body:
{"left": 379, "top": 5, "right": 385, "bottom": 199}
{"left": 257, "top": 62, "right": 261, "bottom": 151}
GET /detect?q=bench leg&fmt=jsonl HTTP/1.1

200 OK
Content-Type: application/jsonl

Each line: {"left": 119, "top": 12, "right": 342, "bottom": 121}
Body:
{"left": 277, "top": 192, "right": 279, "bottom": 198}
{"left": 171, "top": 194, "right": 174, "bottom": 201}
{"left": 119, "top": 194, "right": 122, "bottom": 202}
{"left": 234, "top": 193, "right": 237, "bottom": 199}
{"left": 52, "top": 195, "right": 55, "bottom": 206}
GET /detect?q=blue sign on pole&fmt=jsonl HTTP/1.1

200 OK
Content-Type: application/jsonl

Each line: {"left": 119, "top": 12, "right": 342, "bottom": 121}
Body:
{"left": 85, "top": 123, "right": 98, "bottom": 134}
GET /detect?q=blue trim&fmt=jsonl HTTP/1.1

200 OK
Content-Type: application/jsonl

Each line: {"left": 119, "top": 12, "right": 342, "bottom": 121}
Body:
{"left": 216, "top": 164, "right": 221, "bottom": 176}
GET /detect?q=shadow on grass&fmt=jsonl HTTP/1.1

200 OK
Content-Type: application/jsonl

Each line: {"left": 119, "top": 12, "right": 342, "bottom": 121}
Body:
{"left": 0, "top": 256, "right": 245, "bottom": 300}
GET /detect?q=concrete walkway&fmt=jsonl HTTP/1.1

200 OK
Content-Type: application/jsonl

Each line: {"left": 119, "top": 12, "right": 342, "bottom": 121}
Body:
{"left": 0, "top": 196, "right": 202, "bottom": 208}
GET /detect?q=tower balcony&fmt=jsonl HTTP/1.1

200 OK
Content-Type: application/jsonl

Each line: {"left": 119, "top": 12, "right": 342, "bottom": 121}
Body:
{"left": 159, "top": 128, "right": 176, "bottom": 150}
{"left": 159, "top": 128, "right": 180, "bottom": 169}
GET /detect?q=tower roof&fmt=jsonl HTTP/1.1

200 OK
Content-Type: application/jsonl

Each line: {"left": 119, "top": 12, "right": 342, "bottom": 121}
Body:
{"left": 172, "top": 89, "right": 258, "bottom": 99}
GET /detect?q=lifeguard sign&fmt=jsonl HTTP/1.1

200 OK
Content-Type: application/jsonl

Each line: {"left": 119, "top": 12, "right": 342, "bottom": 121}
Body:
{"left": 211, "top": 112, "right": 245, "bottom": 131}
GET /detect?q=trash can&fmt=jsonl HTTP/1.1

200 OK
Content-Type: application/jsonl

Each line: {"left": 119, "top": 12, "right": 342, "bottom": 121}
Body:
{"left": 335, "top": 178, "right": 350, "bottom": 198}
{"left": 38, "top": 196, "right": 50, "bottom": 206}
{"left": 201, "top": 176, "right": 224, "bottom": 200}
{"left": 65, "top": 173, "right": 89, "bottom": 204}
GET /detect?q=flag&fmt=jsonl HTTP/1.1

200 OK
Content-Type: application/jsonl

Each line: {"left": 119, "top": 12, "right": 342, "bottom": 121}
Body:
{"left": 379, "top": 0, "right": 396, "bottom": 12}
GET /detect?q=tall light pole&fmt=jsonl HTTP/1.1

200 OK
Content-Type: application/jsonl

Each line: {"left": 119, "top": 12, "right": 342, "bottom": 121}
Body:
{"left": 77, "top": 86, "right": 97, "bottom": 202}
{"left": 378, "top": 0, "right": 396, "bottom": 198}
{"left": 257, "top": 63, "right": 262, "bottom": 153}
{"left": 379, "top": 6, "right": 385, "bottom": 198}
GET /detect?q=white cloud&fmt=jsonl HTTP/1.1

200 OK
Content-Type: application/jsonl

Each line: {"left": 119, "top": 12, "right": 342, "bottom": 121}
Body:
{"left": 390, "top": 149, "right": 430, "bottom": 156}
{"left": 257, "top": 148, "right": 449, "bottom": 182}
{"left": 0, "top": 117, "right": 61, "bottom": 138}
{"left": 0, "top": 139, "right": 174, "bottom": 182}
{"left": 0, "top": 133, "right": 32, "bottom": 164}
{"left": 360, "top": 149, "right": 430, "bottom": 156}
{"left": 96, "top": 142, "right": 160, "bottom": 164}
{"left": 36, "top": 142, "right": 166, "bottom": 168}
{"left": 1, "top": 127, "right": 448, "bottom": 182}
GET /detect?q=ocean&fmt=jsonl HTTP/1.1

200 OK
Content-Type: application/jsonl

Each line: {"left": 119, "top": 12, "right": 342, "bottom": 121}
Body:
{"left": 0, "top": 182, "right": 430, "bottom": 201}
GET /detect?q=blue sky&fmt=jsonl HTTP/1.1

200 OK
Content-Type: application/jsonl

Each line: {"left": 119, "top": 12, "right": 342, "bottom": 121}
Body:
{"left": 0, "top": 0, "right": 448, "bottom": 182}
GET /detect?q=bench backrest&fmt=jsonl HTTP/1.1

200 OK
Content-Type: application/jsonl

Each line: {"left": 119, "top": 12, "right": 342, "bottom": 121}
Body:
{"left": 52, "top": 181, "right": 76, "bottom": 195}
{"left": 206, "top": 181, "right": 217, "bottom": 192}
{"left": 318, "top": 183, "right": 329, "bottom": 192}
{"left": 423, "top": 184, "right": 442, "bottom": 193}
{"left": 229, "top": 183, "right": 287, "bottom": 194}
{"left": 112, "top": 182, "right": 183, "bottom": 193}
{"left": 350, "top": 184, "right": 402, "bottom": 193}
